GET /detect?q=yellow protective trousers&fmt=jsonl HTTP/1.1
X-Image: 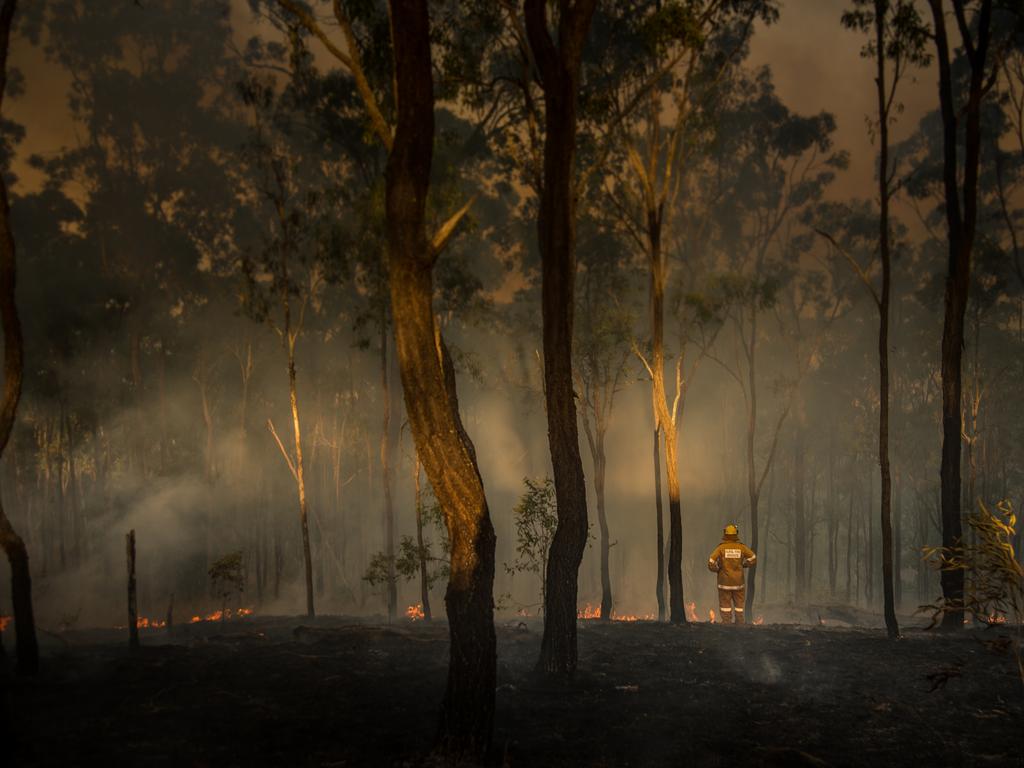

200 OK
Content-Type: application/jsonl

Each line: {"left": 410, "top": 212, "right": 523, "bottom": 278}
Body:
{"left": 717, "top": 586, "right": 746, "bottom": 624}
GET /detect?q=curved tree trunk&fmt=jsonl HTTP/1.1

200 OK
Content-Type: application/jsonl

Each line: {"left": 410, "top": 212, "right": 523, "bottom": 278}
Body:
{"left": 525, "top": 0, "right": 597, "bottom": 676}
{"left": 386, "top": 2, "right": 495, "bottom": 758}
{"left": 0, "top": 0, "right": 38, "bottom": 676}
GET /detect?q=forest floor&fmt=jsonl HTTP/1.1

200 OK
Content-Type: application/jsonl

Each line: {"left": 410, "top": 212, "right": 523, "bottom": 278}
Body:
{"left": 2, "top": 610, "right": 1021, "bottom": 768}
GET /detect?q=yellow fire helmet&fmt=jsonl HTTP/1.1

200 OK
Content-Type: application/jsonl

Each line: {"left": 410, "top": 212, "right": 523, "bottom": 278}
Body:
{"left": 724, "top": 523, "right": 739, "bottom": 536}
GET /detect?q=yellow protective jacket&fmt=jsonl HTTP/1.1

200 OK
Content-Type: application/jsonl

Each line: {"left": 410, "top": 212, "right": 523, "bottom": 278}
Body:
{"left": 707, "top": 534, "right": 756, "bottom": 590}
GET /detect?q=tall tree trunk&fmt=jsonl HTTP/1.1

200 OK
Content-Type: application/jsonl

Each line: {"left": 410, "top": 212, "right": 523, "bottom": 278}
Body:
{"left": 653, "top": 427, "right": 666, "bottom": 620}
{"left": 744, "top": 304, "right": 761, "bottom": 615}
{"left": 380, "top": 312, "right": 397, "bottom": 621}
{"left": 0, "top": 0, "right": 37, "bottom": 675}
{"left": 644, "top": 208, "right": 686, "bottom": 623}
{"left": 927, "top": 0, "right": 993, "bottom": 631}
{"left": 525, "top": 0, "right": 598, "bottom": 674}
{"left": 286, "top": 330, "right": 314, "bottom": 618}
{"left": 793, "top": 421, "right": 806, "bottom": 602}
{"left": 126, "top": 529, "right": 139, "bottom": 649}
{"left": 874, "top": 0, "right": 899, "bottom": 638}
{"left": 414, "top": 454, "right": 431, "bottom": 622}
{"left": 595, "top": 441, "right": 611, "bottom": 620}
{"left": 386, "top": 2, "right": 496, "bottom": 757}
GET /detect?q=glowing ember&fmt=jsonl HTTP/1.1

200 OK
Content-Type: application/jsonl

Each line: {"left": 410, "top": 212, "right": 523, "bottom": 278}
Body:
{"left": 406, "top": 603, "right": 425, "bottom": 621}
{"left": 188, "top": 607, "right": 254, "bottom": 624}
{"left": 753, "top": 616, "right": 765, "bottom": 626}
{"left": 576, "top": 604, "right": 655, "bottom": 621}
{"left": 0, "top": 615, "right": 10, "bottom": 632}
{"left": 612, "top": 612, "right": 656, "bottom": 622}
{"left": 709, "top": 609, "right": 716, "bottom": 624}
{"left": 687, "top": 601, "right": 698, "bottom": 622}
{"left": 981, "top": 613, "right": 1007, "bottom": 625}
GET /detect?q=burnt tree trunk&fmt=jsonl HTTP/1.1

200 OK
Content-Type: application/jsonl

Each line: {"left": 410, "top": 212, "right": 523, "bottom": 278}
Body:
{"left": 126, "top": 529, "right": 139, "bottom": 649}
{"left": 380, "top": 311, "right": 397, "bottom": 621}
{"left": 414, "top": 454, "right": 432, "bottom": 622}
{"left": 793, "top": 422, "right": 806, "bottom": 602}
{"left": 927, "top": 0, "right": 993, "bottom": 631}
{"left": 0, "top": 0, "right": 37, "bottom": 675}
{"left": 653, "top": 428, "right": 666, "bottom": 621}
{"left": 525, "top": 0, "right": 598, "bottom": 674}
{"left": 874, "top": 0, "right": 899, "bottom": 638}
{"left": 386, "top": 2, "right": 496, "bottom": 758}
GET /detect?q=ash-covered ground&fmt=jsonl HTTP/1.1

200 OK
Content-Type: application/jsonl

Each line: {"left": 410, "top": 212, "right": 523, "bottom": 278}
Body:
{"left": 2, "top": 611, "right": 1021, "bottom": 767}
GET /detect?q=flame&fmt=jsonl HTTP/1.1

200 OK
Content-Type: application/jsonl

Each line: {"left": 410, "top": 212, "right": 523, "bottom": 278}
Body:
{"left": 753, "top": 616, "right": 764, "bottom": 625}
{"left": 709, "top": 609, "right": 716, "bottom": 624}
{"left": 188, "top": 607, "right": 254, "bottom": 624}
{"left": 135, "top": 616, "right": 166, "bottom": 629}
{"left": 981, "top": 613, "right": 1007, "bottom": 625}
{"left": 0, "top": 615, "right": 10, "bottom": 632}
{"left": 406, "top": 603, "right": 425, "bottom": 621}
{"left": 687, "top": 601, "right": 697, "bottom": 622}
{"left": 576, "top": 604, "right": 655, "bottom": 621}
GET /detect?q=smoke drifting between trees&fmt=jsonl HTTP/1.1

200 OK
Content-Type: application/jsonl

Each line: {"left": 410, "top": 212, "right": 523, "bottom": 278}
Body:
{"left": 0, "top": 0, "right": 1021, "bottom": 663}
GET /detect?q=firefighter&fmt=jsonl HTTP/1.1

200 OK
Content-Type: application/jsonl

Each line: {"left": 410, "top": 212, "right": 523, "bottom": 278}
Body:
{"left": 707, "top": 523, "right": 756, "bottom": 624}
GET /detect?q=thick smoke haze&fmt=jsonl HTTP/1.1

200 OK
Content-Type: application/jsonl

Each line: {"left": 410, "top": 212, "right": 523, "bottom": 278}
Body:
{"left": 0, "top": 0, "right": 1020, "bottom": 637}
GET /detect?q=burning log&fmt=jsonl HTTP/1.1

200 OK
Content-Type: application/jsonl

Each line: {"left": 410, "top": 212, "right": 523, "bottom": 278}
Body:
{"left": 126, "top": 529, "right": 138, "bottom": 649}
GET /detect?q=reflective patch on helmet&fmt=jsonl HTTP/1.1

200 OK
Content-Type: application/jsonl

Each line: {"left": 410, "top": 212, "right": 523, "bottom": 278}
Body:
{"left": 724, "top": 548, "right": 741, "bottom": 558}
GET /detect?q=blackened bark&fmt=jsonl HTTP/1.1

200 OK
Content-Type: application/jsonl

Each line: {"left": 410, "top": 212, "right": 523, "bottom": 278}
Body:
{"left": 386, "top": 2, "right": 495, "bottom": 758}
{"left": 0, "top": 0, "right": 37, "bottom": 676}
{"left": 380, "top": 310, "right": 397, "bottom": 621}
{"left": 874, "top": 0, "right": 899, "bottom": 639}
{"left": 414, "top": 455, "right": 431, "bottom": 622}
{"left": 525, "top": 0, "right": 598, "bottom": 674}
{"left": 126, "top": 529, "right": 139, "bottom": 649}
{"left": 793, "top": 421, "right": 806, "bottom": 602}
{"left": 653, "top": 428, "right": 666, "bottom": 621}
{"left": 927, "top": 0, "right": 993, "bottom": 630}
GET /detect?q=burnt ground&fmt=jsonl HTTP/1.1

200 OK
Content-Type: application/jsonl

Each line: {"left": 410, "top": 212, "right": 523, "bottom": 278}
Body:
{"left": 1, "top": 614, "right": 1021, "bottom": 768}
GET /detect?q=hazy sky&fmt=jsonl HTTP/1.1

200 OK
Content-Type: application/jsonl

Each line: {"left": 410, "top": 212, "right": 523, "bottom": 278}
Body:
{"left": 7, "top": 1, "right": 941, "bottom": 201}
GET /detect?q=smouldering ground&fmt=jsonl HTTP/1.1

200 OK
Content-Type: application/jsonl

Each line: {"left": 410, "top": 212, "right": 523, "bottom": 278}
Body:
{"left": 2, "top": 615, "right": 1021, "bottom": 767}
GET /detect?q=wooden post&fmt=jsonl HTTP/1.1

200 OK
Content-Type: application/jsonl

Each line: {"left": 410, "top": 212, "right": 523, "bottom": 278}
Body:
{"left": 126, "top": 529, "right": 138, "bottom": 649}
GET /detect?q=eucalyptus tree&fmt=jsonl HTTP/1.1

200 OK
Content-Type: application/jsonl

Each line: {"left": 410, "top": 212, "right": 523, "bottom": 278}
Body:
{"left": 705, "top": 67, "right": 847, "bottom": 615}
{"left": 832, "top": 0, "right": 930, "bottom": 638}
{"left": 601, "top": 0, "right": 777, "bottom": 623}
{"left": 574, "top": 216, "right": 637, "bottom": 620}
{"left": 923, "top": 0, "right": 1009, "bottom": 628}
{"left": 29, "top": 0, "right": 243, "bottom": 481}
{"left": 266, "top": 0, "right": 497, "bottom": 756}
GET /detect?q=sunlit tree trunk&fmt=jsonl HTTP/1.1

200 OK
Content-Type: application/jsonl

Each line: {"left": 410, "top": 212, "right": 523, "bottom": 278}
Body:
{"left": 525, "top": 0, "right": 597, "bottom": 674}
{"left": 386, "top": 2, "right": 496, "bottom": 757}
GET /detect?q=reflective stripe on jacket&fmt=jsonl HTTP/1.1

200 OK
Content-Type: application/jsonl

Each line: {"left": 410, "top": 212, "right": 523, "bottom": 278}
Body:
{"left": 707, "top": 535, "right": 756, "bottom": 589}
